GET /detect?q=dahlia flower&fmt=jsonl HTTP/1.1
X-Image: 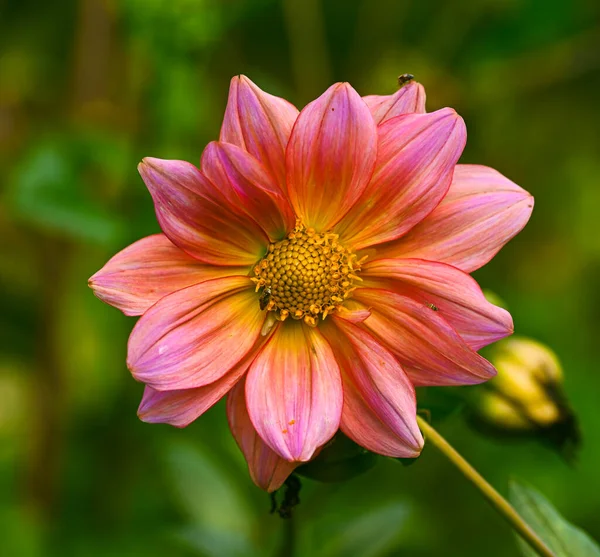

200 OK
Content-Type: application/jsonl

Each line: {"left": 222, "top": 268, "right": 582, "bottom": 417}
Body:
{"left": 90, "top": 76, "right": 533, "bottom": 491}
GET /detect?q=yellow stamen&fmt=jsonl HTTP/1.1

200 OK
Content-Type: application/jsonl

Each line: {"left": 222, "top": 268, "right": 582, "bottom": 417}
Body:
{"left": 253, "top": 224, "right": 365, "bottom": 323}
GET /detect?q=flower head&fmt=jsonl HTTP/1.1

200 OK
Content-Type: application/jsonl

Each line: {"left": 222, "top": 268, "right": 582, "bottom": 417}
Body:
{"left": 466, "top": 337, "right": 580, "bottom": 460}
{"left": 89, "top": 76, "right": 533, "bottom": 491}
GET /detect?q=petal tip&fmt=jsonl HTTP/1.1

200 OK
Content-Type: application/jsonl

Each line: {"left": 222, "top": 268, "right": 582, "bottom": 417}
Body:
{"left": 434, "top": 106, "right": 458, "bottom": 119}
{"left": 139, "top": 156, "right": 157, "bottom": 170}
{"left": 434, "top": 107, "right": 466, "bottom": 133}
{"left": 138, "top": 157, "right": 163, "bottom": 181}
{"left": 414, "top": 428, "right": 425, "bottom": 453}
{"left": 522, "top": 193, "right": 535, "bottom": 211}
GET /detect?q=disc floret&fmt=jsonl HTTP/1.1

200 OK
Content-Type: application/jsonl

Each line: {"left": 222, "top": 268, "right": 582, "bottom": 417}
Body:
{"left": 252, "top": 222, "right": 364, "bottom": 327}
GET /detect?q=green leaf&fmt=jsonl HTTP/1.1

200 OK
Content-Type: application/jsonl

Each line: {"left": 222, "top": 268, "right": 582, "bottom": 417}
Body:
{"left": 175, "top": 525, "right": 258, "bottom": 557}
{"left": 163, "top": 439, "right": 260, "bottom": 557}
{"left": 509, "top": 479, "right": 600, "bottom": 557}
{"left": 314, "top": 502, "right": 409, "bottom": 557}
{"left": 8, "top": 137, "right": 123, "bottom": 245}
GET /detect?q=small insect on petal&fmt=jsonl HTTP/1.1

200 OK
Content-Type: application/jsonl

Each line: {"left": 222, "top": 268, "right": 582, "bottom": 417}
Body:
{"left": 259, "top": 287, "right": 272, "bottom": 311}
{"left": 397, "top": 73, "right": 415, "bottom": 87}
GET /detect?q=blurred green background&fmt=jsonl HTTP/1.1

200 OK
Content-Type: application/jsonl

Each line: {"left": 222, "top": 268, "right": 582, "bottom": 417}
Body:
{"left": 1, "top": 0, "right": 600, "bottom": 555}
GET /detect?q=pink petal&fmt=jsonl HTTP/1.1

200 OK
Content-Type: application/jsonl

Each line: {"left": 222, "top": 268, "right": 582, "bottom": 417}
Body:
{"left": 362, "top": 258, "right": 513, "bottom": 350}
{"left": 201, "top": 142, "right": 295, "bottom": 240}
{"left": 362, "top": 80, "right": 426, "bottom": 124}
{"left": 139, "top": 157, "right": 269, "bottom": 266}
{"left": 245, "top": 323, "right": 342, "bottom": 461}
{"left": 372, "top": 164, "right": 534, "bottom": 273}
{"left": 286, "top": 82, "right": 377, "bottom": 231}
{"left": 137, "top": 374, "right": 241, "bottom": 428}
{"left": 336, "top": 108, "right": 466, "bottom": 250}
{"left": 89, "top": 234, "right": 244, "bottom": 316}
{"left": 220, "top": 75, "right": 299, "bottom": 189}
{"left": 128, "top": 276, "right": 264, "bottom": 390}
{"left": 354, "top": 287, "right": 496, "bottom": 387}
{"left": 227, "top": 378, "right": 298, "bottom": 492}
{"left": 322, "top": 319, "right": 423, "bottom": 457}
{"left": 137, "top": 330, "right": 273, "bottom": 427}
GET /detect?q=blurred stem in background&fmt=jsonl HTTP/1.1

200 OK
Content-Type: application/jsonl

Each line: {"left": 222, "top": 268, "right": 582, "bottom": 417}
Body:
{"left": 283, "top": 0, "right": 331, "bottom": 102}
{"left": 26, "top": 235, "right": 72, "bottom": 522}
{"left": 417, "top": 416, "right": 556, "bottom": 557}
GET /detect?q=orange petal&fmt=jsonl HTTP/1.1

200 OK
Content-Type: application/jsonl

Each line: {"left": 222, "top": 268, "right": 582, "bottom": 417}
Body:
{"left": 354, "top": 287, "right": 496, "bottom": 386}
{"left": 201, "top": 141, "right": 295, "bottom": 240}
{"left": 220, "top": 75, "right": 299, "bottom": 189}
{"left": 334, "top": 303, "right": 371, "bottom": 323}
{"left": 336, "top": 108, "right": 466, "bottom": 250}
{"left": 139, "top": 157, "right": 268, "bottom": 266}
{"left": 286, "top": 82, "right": 377, "bottom": 231}
{"left": 245, "top": 322, "right": 342, "bottom": 461}
{"left": 128, "top": 276, "right": 264, "bottom": 390}
{"left": 227, "top": 378, "right": 298, "bottom": 492}
{"left": 322, "top": 319, "right": 423, "bottom": 458}
{"left": 89, "top": 234, "right": 245, "bottom": 316}
{"left": 371, "top": 164, "right": 534, "bottom": 273}
{"left": 362, "top": 80, "right": 426, "bottom": 124}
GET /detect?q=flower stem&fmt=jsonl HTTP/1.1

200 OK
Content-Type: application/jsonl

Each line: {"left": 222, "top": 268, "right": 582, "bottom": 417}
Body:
{"left": 278, "top": 514, "right": 296, "bottom": 557}
{"left": 416, "top": 416, "right": 556, "bottom": 557}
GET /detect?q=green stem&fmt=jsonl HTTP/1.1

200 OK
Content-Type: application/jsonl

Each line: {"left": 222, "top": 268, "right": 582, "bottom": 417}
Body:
{"left": 278, "top": 514, "right": 295, "bottom": 557}
{"left": 416, "top": 416, "right": 556, "bottom": 557}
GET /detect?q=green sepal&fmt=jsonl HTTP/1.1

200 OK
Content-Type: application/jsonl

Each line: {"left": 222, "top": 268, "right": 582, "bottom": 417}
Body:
{"left": 296, "top": 433, "right": 379, "bottom": 483}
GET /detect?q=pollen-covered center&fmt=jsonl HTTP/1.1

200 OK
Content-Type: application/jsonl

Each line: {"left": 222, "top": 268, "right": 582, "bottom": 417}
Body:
{"left": 252, "top": 223, "right": 364, "bottom": 327}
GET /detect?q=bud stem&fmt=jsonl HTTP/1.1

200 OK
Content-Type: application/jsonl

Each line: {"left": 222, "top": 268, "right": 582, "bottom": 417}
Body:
{"left": 416, "top": 416, "right": 556, "bottom": 557}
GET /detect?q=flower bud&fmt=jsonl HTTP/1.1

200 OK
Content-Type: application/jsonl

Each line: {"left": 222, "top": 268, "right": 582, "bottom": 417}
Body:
{"left": 467, "top": 337, "right": 580, "bottom": 460}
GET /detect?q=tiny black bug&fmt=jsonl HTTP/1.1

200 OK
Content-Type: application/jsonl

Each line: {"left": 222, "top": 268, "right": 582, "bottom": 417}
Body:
{"left": 397, "top": 73, "right": 415, "bottom": 87}
{"left": 259, "top": 287, "right": 272, "bottom": 311}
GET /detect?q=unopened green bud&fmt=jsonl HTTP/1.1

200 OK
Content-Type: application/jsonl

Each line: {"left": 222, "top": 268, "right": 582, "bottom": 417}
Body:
{"left": 468, "top": 337, "right": 579, "bottom": 460}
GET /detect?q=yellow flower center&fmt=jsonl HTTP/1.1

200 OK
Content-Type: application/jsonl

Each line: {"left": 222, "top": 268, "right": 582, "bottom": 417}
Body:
{"left": 252, "top": 223, "right": 364, "bottom": 327}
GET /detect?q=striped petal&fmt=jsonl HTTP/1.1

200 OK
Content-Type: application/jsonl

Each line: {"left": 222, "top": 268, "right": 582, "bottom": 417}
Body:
{"left": 89, "top": 234, "right": 244, "bottom": 316}
{"left": 245, "top": 323, "right": 342, "bottom": 462}
{"left": 371, "top": 165, "right": 534, "bottom": 273}
{"left": 139, "top": 157, "right": 268, "bottom": 266}
{"left": 220, "top": 75, "right": 299, "bottom": 189}
{"left": 128, "top": 276, "right": 264, "bottom": 391}
{"left": 362, "top": 80, "right": 426, "bottom": 125}
{"left": 362, "top": 258, "right": 513, "bottom": 350}
{"left": 227, "top": 378, "right": 298, "bottom": 492}
{"left": 201, "top": 141, "right": 295, "bottom": 240}
{"left": 354, "top": 288, "right": 496, "bottom": 386}
{"left": 137, "top": 330, "right": 272, "bottom": 427}
{"left": 322, "top": 319, "right": 423, "bottom": 458}
{"left": 286, "top": 82, "right": 377, "bottom": 231}
{"left": 336, "top": 108, "right": 466, "bottom": 250}
{"left": 137, "top": 373, "right": 243, "bottom": 428}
